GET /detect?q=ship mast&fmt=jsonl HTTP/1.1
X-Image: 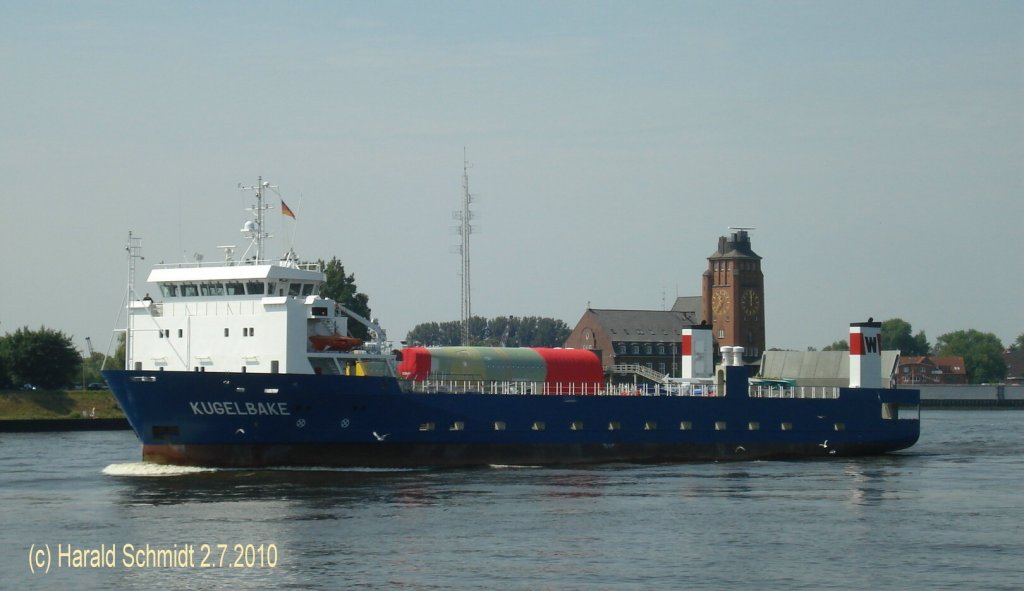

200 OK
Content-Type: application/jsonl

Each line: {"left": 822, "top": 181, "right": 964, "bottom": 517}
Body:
{"left": 125, "top": 231, "right": 143, "bottom": 369}
{"left": 238, "top": 177, "right": 274, "bottom": 264}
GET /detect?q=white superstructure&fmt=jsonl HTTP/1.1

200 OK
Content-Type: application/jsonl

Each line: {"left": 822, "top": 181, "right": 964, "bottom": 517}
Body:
{"left": 124, "top": 179, "right": 393, "bottom": 376}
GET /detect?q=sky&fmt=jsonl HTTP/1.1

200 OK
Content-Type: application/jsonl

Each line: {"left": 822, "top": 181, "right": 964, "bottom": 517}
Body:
{"left": 2, "top": 0, "right": 1022, "bottom": 357}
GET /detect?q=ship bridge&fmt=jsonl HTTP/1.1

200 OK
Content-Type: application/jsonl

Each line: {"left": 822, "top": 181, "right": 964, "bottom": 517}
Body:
{"left": 149, "top": 262, "right": 324, "bottom": 299}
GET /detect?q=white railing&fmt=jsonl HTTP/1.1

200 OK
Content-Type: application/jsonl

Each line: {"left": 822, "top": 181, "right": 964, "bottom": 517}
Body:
{"left": 402, "top": 380, "right": 721, "bottom": 397}
{"left": 748, "top": 385, "right": 840, "bottom": 399}
{"left": 400, "top": 380, "right": 842, "bottom": 399}
{"left": 608, "top": 364, "right": 669, "bottom": 383}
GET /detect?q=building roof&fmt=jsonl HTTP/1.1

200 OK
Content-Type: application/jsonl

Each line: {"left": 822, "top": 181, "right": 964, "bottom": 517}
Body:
{"left": 585, "top": 309, "right": 696, "bottom": 343}
{"left": 900, "top": 356, "right": 967, "bottom": 376}
{"left": 758, "top": 350, "right": 901, "bottom": 387}
{"left": 671, "top": 296, "right": 703, "bottom": 323}
{"left": 708, "top": 230, "right": 761, "bottom": 260}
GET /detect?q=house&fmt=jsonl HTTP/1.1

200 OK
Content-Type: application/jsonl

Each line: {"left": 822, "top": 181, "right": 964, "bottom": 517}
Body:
{"left": 896, "top": 356, "right": 967, "bottom": 385}
{"left": 1004, "top": 349, "right": 1024, "bottom": 386}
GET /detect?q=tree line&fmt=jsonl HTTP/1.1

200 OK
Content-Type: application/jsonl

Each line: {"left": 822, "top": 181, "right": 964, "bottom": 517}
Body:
{"left": 0, "top": 327, "right": 109, "bottom": 390}
{"left": 406, "top": 316, "right": 571, "bottom": 348}
{"left": 817, "top": 318, "right": 1022, "bottom": 384}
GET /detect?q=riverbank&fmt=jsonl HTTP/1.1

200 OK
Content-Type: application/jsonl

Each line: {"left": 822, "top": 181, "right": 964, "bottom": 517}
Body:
{"left": 0, "top": 390, "right": 130, "bottom": 432}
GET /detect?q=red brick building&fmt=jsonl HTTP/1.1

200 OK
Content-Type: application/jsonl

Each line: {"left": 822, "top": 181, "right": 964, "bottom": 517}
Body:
{"left": 896, "top": 356, "right": 967, "bottom": 385}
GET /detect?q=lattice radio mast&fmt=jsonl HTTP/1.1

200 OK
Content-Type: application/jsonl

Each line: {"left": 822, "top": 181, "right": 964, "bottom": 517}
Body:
{"left": 454, "top": 150, "right": 476, "bottom": 345}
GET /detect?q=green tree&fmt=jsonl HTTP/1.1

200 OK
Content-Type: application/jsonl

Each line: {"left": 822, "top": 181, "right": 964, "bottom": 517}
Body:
{"left": 1010, "top": 333, "right": 1024, "bottom": 352}
{"left": 881, "top": 318, "right": 930, "bottom": 355}
{"left": 406, "top": 316, "right": 571, "bottom": 348}
{"left": 109, "top": 333, "right": 126, "bottom": 372}
{"left": 317, "top": 257, "right": 372, "bottom": 340}
{"left": 934, "top": 329, "right": 1007, "bottom": 384}
{"left": 1, "top": 326, "right": 81, "bottom": 389}
{"left": 822, "top": 340, "right": 849, "bottom": 351}
{"left": 80, "top": 352, "right": 108, "bottom": 386}
{"left": 0, "top": 342, "right": 10, "bottom": 389}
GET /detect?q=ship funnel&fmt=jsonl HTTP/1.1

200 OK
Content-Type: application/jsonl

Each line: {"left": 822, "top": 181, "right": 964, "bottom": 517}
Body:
{"left": 680, "top": 325, "right": 713, "bottom": 378}
{"left": 849, "top": 320, "right": 882, "bottom": 388}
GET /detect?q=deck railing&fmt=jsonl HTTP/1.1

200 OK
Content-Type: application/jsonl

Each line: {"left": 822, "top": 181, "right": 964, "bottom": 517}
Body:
{"left": 401, "top": 380, "right": 842, "bottom": 399}
{"left": 402, "top": 380, "right": 718, "bottom": 397}
{"left": 748, "top": 385, "right": 840, "bottom": 399}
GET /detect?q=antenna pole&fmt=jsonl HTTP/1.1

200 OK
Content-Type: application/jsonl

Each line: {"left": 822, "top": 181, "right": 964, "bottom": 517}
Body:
{"left": 238, "top": 177, "right": 274, "bottom": 263}
{"left": 456, "top": 150, "right": 475, "bottom": 346}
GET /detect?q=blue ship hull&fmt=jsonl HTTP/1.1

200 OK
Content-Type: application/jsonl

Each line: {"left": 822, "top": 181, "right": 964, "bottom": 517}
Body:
{"left": 103, "top": 368, "right": 920, "bottom": 468}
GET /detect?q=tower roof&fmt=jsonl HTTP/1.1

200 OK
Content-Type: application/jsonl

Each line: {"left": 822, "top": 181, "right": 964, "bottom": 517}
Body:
{"left": 708, "top": 229, "right": 761, "bottom": 260}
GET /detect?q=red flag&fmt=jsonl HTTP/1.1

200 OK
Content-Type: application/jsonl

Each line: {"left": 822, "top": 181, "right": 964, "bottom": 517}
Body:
{"left": 281, "top": 200, "right": 296, "bottom": 219}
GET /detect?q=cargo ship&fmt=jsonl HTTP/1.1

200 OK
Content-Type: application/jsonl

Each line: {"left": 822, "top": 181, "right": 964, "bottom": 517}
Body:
{"left": 103, "top": 180, "right": 920, "bottom": 467}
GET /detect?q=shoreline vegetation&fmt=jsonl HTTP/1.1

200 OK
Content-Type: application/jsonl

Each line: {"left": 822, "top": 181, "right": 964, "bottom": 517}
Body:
{"left": 0, "top": 389, "right": 125, "bottom": 420}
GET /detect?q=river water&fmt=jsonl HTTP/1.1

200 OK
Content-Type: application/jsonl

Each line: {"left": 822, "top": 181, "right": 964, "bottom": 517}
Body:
{"left": 1, "top": 410, "right": 1021, "bottom": 590}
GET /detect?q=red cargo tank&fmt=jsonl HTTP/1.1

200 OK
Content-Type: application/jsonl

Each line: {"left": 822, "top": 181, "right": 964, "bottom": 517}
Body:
{"left": 533, "top": 348, "right": 603, "bottom": 394}
{"left": 397, "top": 347, "right": 432, "bottom": 381}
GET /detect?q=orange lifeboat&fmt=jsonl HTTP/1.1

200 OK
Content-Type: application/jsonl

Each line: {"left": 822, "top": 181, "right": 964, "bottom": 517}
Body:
{"left": 309, "top": 335, "right": 364, "bottom": 352}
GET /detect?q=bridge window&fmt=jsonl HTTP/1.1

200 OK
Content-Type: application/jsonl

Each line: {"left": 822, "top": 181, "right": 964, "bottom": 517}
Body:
{"left": 181, "top": 284, "right": 199, "bottom": 297}
{"left": 288, "top": 283, "right": 302, "bottom": 296}
{"left": 302, "top": 284, "right": 315, "bottom": 296}
{"left": 608, "top": 421, "right": 621, "bottom": 431}
{"left": 159, "top": 284, "right": 178, "bottom": 297}
{"left": 449, "top": 421, "right": 464, "bottom": 431}
{"left": 644, "top": 421, "right": 657, "bottom": 430}
{"left": 419, "top": 422, "right": 435, "bottom": 432}
{"left": 748, "top": 422, "right": 760, "bottom": 431}
{"left": 225, "top": 282, "right": 244, "bottom": 295}
{"left": 714, "top": 421, "right": 727, "bottom": 431}
{"left": 833, "top": 422, "right": 846, "bottom": 431}
{"left": 246, "top": 281, "right": 266, "bottom": 295}
{"left": 680, "top": 421, "right": 692, "bottom": 430}
{"left": 570, "top": 421, "right": 584, "bottom": 431}
{"left": 532, "top": 421, "right": 545, "bottom": 431}
{"left": 493, "top": 421, "right": 506, "bottom": 431}
{"left": 201, "top": 283, "right": 225, "bottom": 296}
{"left": 781, "top": 422, "right": 793, "bottom": 431}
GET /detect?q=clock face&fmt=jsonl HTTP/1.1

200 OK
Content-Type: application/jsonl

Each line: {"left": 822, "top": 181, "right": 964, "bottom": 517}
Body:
{"left": 712, "top": 291, "right": 730, "bottom": 317}
{"left": 741, "top": 290, "right": 760, "bottom": 318}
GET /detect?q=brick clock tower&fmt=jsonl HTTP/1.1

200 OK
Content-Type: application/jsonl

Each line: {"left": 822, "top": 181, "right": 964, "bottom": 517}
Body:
{"left": 702, "top": 228, "right": 765, "bottom": 362}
